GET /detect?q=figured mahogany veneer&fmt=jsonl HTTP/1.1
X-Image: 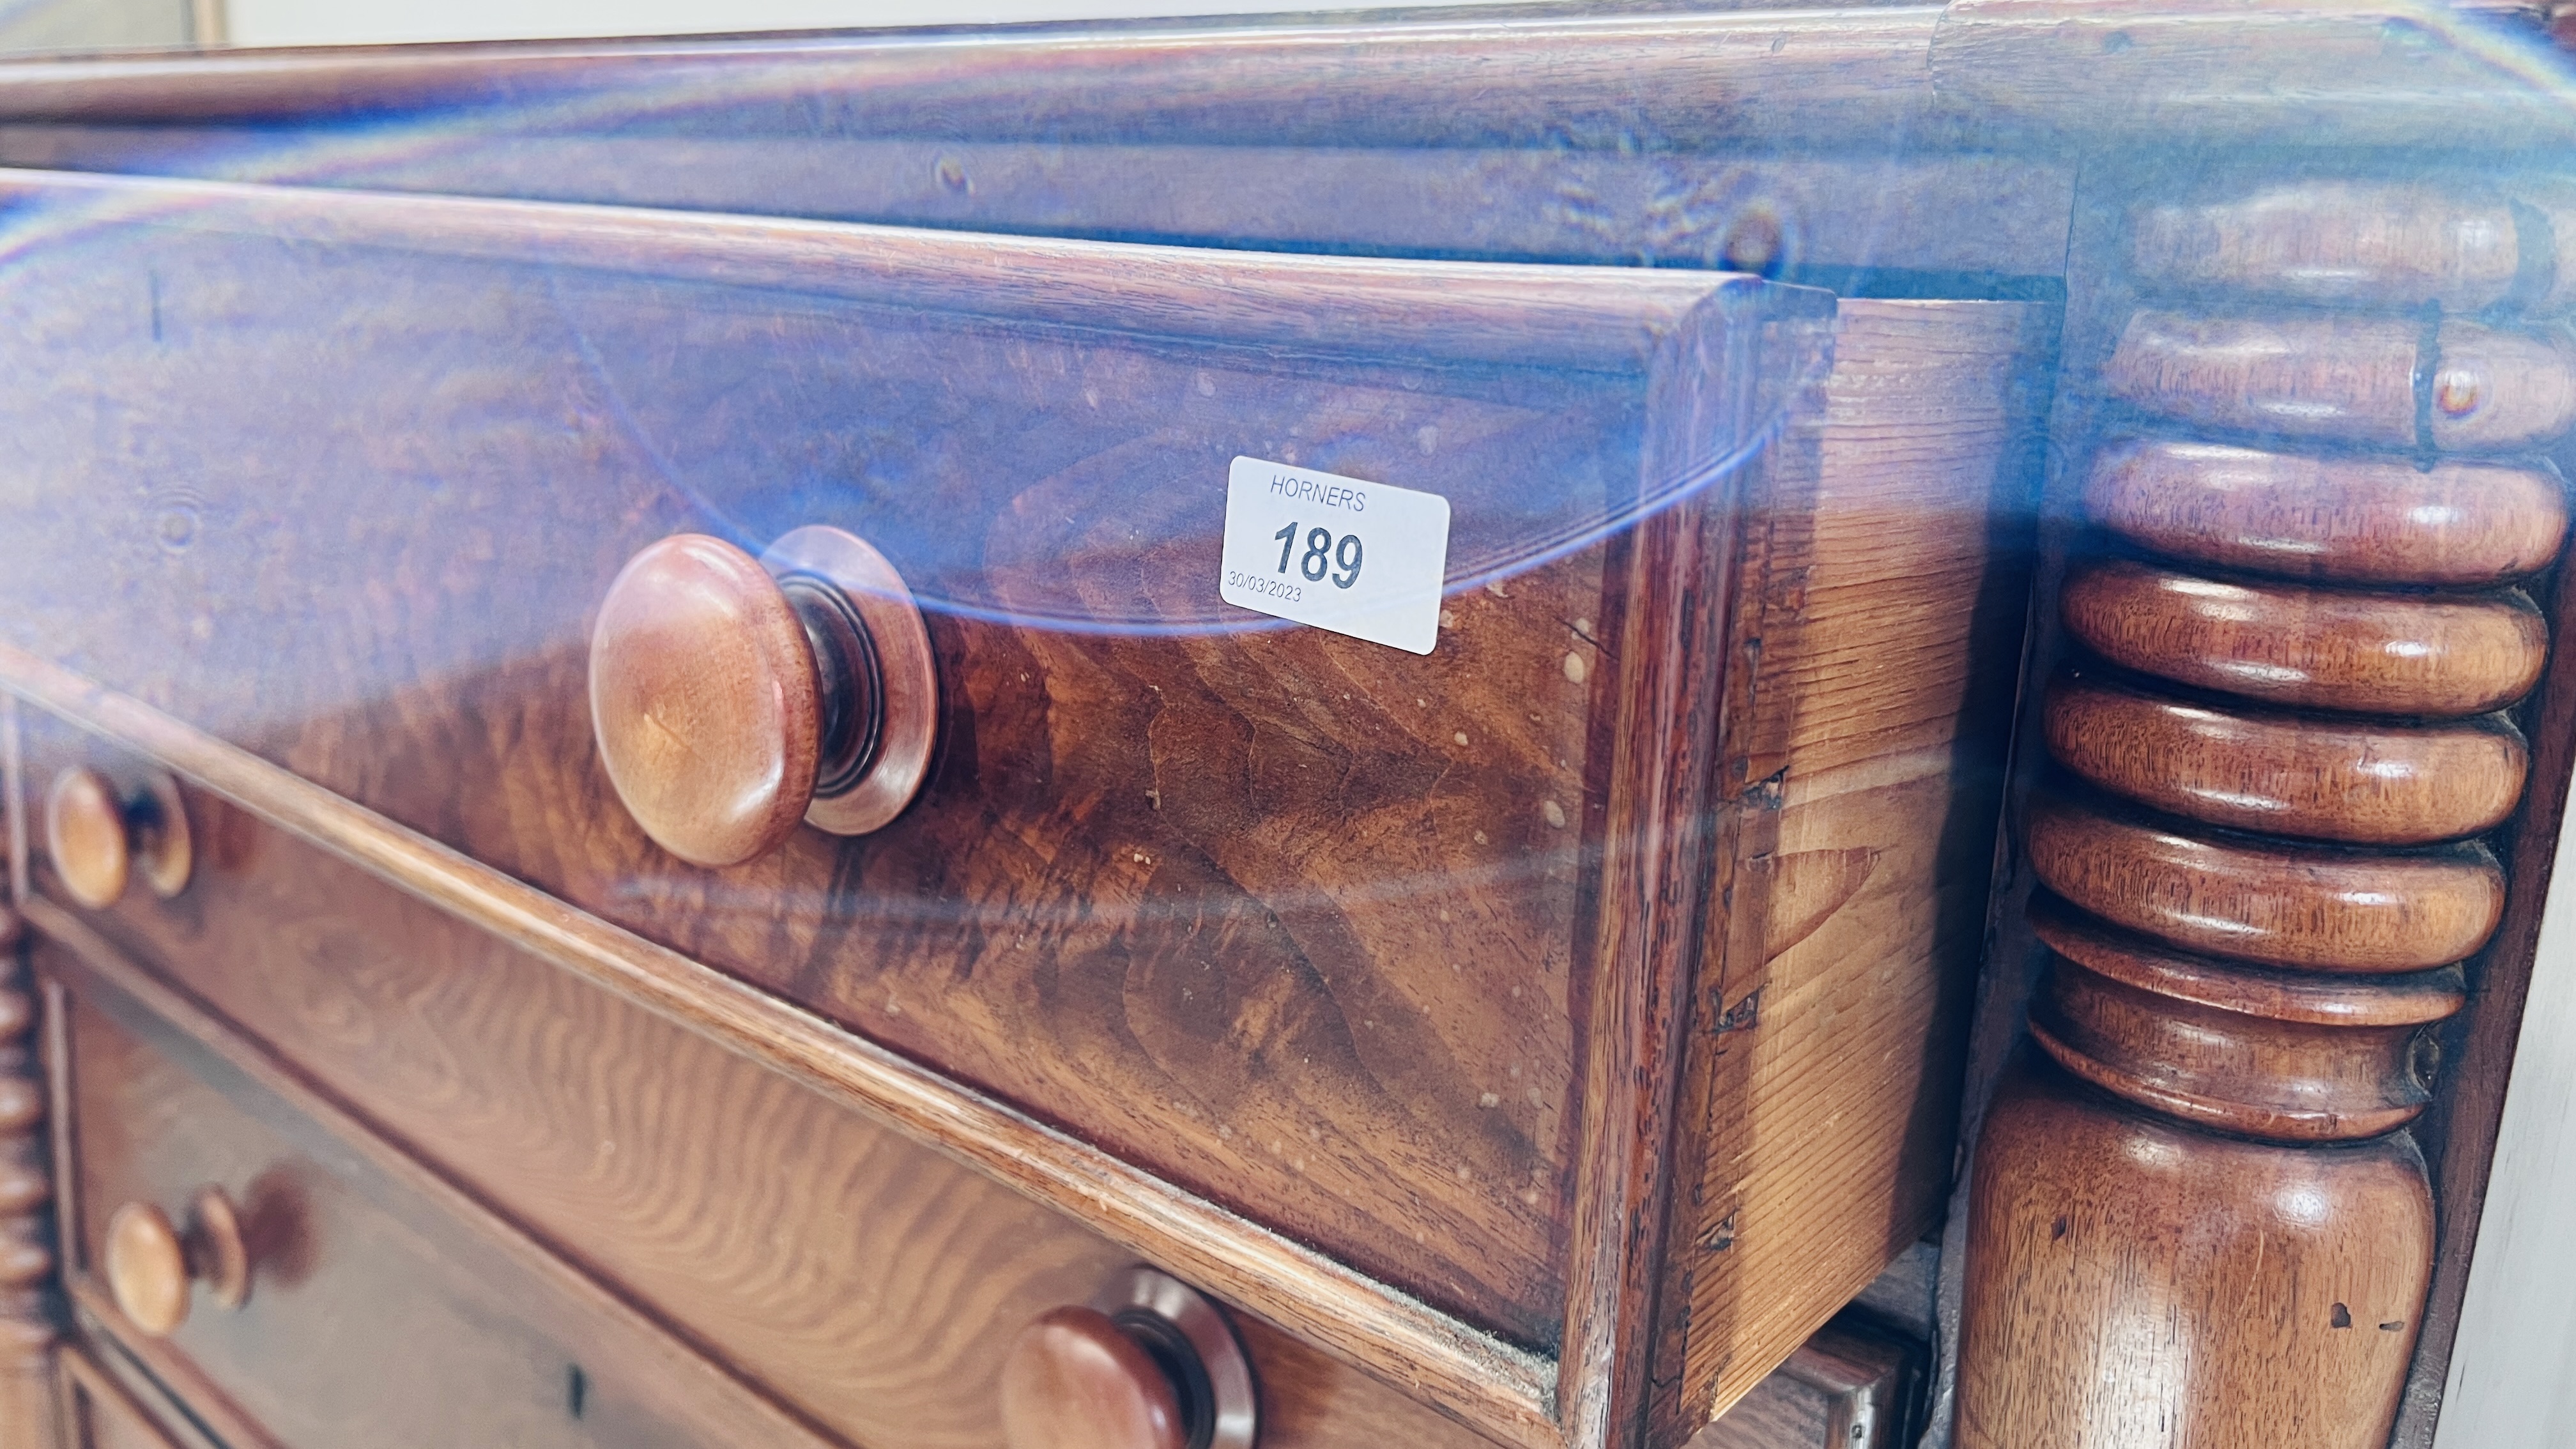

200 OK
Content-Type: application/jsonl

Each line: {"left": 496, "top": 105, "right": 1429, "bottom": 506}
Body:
{"left": 2060, "top": 558, "right": 2547, "bottom": 718}
{"left": 2042, "top": 673, "right": 2528, "bottom": 845}
{"left": 2084, "top": 440, "right": 2569, "bottom": 587}
{"left": 0, "top": 153, "right": 2043, "bottom": 1448}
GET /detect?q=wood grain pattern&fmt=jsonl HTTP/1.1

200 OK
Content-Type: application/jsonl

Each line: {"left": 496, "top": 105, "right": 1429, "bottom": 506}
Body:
{"left": 0, "top": 903, "right": 54, "bottom": 1449}
{"left": 2083, "top": 439, "right": 2569, "bottom": 587}
{"left": 2025, "top": 794, "right": 2505, "bottom": 974}
{"left": 27, "top": 783, "right": 1506, "bottom": 1449}
{"left": 46, "top": 942, "right": 832, "bottom": 1449}
{"left": 2032, "top": 903, "right": 2463, "bottom": 1141}
{"left": 1694, "top": 1317, "right": 1924, "bottom": 1449}
{"left": 0, "top": 166, "right": 1784, "bottom": 372}
{"left": 2061, "top": 559, "right": 2548, "bottom": 718}
{"left": 0, "top": 167, "right": 1853, "bottom": 1372}
{"left": 1655, "top": 300, "right": 2040, "bottom": 1441}
{"left": 2043, "top": 671, "right": 2529, "bottom": 845}
{"left": 0, "top": 254, "right": 2050, "bottom": 1443}
{"left": 1959, "top": 1061, "right": 2434, "bottom": 1449}
{"left": 59, "top": 1344, "right": 189, "bottom": 1449}
{"left": 586, "top": 534, "right": 826, "bottom": 870}
{"left": 2103, "top": 311, "right": 2576, "bottom": 453}
{"left": 0, "top": 155, "right": 2043, "bottom": 1449}
{"left": 1961, "top": 165, "right": 2556, "bottom": 1449}
{"left": 2129, "top": 182, "right": 2528, "bottom": 312}
{"left": 1929, "top": 0, "right": 2576, "bottom": 147}
{"left": 1, "top": 652, "right": 1561, "bottom": 1449}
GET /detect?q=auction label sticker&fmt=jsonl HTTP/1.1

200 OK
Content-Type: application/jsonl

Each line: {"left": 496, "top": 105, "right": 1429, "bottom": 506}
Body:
{"left": 1218, "top": 456, "right": 1450, "bottom": 655}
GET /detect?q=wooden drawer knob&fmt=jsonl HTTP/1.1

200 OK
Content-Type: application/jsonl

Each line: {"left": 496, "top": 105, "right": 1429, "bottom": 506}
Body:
{"left": 2084, "top": 439, "right": 2568, "bottom": 587}
{"left": 1002, "top": 1308, "right": 1186, "bottom": 1449}
{"left": 103, "top": 1188, "right": 249, "bottom": 1338}
{"left": 2061, "top": 559, "right": 2547, "bottom": 718}
{"left": 1001, "top": 1269, "right": 1256, "bottom": 1449}
{"left": 43, "top": 769, "right": 192, "bottom": 910}
{"left": 588, "top": 526, "right": 937, "bottom": 868}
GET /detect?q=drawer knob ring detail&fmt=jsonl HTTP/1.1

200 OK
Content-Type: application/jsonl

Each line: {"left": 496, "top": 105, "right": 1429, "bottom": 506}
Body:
{"left": 103, "top": 1186, "right": 250, "bottom": 1338}
{"left": 1000, "top": 1267, "right": 1257, "bottom": 1449}
{"left": 588, "top": 526, "right": 939, "bottom": 868}
{"left": 43, "top": 767, "right": 192, "bottom": 910}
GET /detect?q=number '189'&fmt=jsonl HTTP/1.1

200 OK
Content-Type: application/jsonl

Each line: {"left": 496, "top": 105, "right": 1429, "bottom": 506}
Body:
{"left": 1274, "top": 522, "right": 1364, "bottom": 588}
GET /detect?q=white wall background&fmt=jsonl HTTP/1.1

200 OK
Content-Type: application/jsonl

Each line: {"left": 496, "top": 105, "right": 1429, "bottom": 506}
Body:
{"left": 216, "top": 0, "right": 1521, "bottom": 48}
{"left": 2434, "top": 792, "right": 2576, "bottom": 1448}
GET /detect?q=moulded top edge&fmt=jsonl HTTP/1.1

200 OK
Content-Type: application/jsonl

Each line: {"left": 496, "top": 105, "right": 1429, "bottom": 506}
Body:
{"left": 0, "top": 165, "right": 1835, "bottom": 373}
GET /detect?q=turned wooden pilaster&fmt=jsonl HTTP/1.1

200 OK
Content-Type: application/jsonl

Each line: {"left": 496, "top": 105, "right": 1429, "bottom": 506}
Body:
{"left": 0, "top": 905, "right": 55, "bottom": 1449}
{"left": 1958, "top": 180, "right": 2573, "bottom": 1449}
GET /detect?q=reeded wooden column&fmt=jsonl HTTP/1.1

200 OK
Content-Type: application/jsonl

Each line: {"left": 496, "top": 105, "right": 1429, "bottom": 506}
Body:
{"left": 1958, "top": 181, "right": 2575, "bottom": 1449}
{"left": 0, "top": 905, "right": 56, "bottom": 1449}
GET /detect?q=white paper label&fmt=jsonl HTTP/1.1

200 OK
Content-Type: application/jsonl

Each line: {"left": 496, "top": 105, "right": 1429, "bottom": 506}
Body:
{"left": 1218, "top": 456, "right": 1451, "bottom": 655}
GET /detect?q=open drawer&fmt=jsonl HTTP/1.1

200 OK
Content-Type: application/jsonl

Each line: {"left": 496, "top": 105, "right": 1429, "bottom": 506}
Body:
{"left": 0, "top": 170, "right": 2038, "bottom": 1448}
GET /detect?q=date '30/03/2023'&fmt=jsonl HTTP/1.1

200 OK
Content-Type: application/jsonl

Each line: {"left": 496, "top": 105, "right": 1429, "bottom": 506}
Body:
{"left": 1216, "top": 456, "right": 1452, "bottom": 655}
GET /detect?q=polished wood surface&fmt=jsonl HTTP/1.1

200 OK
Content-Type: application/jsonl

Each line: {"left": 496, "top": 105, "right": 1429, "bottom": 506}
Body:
{"left": 5, "top": 656, "right": 1551, "bottom": 1449}
{"left": 1694, "top": 1317, "right": 1923, "bottom": 1449}
{"left": 24, "top": 788, "right": 1497, "bottom": 1449}
{"left": 46, "top": 937, "right": 851, "bottom": 1449}
{"left": 2129, "top": 181, "right": 2533, "bottom": 311}
{"left": 42, "top": 769, "right": 192, "bottom": 914}
{"left": 1961, "top": 1061, "right": 2436, "bottom": 1448}
{"left": 2031, "top": 903, "right": 2464, "bottom": 1142}
{"left": 0, "top": 904, "right": 51, "bottom": 1449}
{"left": 0, "top": 144, "right": 2044, "bottom": 1447}
{"left": 2103, "top": 311, "right": 2576, "bottom": 454}
{"left": 59, "top": 1346, "right": 190, "bottom": 1449}
{"left": 2083, "top": 440, "right": 2568, "bottom": 587}
{"left": 2025, "top": 795, "right": 2505, "bottom": 974}
{"left": 0, "top": 167, "right": 1844, "bottom": 1374}
{"left": 1958, "top": 167, "right": 2563, "bottom": 1449}
{"left": 999, "top": 1307, "right": 1186, "bottom": 1449}
{"left": 1654, "top": 298, "right": 2038, "bottom": 1439}
{"left": 2043, "top": 671, "right": 2528, "bottom": 845}
{"left": 588, "top": 533, "right": 826, "bottom": 870}
{"left": 2060, "top": 559, "right": 2548, "bottom": 718}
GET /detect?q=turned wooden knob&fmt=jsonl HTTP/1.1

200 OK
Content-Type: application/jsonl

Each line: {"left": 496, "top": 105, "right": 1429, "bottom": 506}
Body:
{"left": 1000, "top": 1307, "right": 1188, "bottom": 1449}
{"left": 588, "top": 526, "right": 937, "bottom": 868}
{"left": 43, "top": 768, "right": 192, "bottom": 910}
{"left": 103, "top": 1188, "right": 249, "bottom": 1337}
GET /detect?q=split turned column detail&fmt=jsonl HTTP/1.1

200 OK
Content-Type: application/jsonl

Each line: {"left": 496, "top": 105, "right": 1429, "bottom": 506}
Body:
{"left": 1958, "top": 181, "right": 2576, "bottom": 1448}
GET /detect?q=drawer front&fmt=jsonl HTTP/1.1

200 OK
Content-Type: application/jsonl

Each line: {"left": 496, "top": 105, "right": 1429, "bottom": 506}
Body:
{"left": 43, "top": 940, "right": 835, "bottom": 1449}
{"left": 27, "top": 776, "right": 1485, "bottom": 1449}
{"left": 0, "top": 171, "right": 1832, "bottom": 1353}
{"left": 60, "top": 1347, "right": 195, "bottom": 1449}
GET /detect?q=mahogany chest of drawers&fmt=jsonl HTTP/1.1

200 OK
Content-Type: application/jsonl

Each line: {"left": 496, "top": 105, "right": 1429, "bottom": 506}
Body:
{"left": 0, "top": 7, "right": 2570, "bottom": 1449}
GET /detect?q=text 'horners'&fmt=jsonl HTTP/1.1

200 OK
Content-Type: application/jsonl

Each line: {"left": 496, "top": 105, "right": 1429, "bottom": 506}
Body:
{"left": 1269, "top": 472, "right": 1367, "bottom": 513}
